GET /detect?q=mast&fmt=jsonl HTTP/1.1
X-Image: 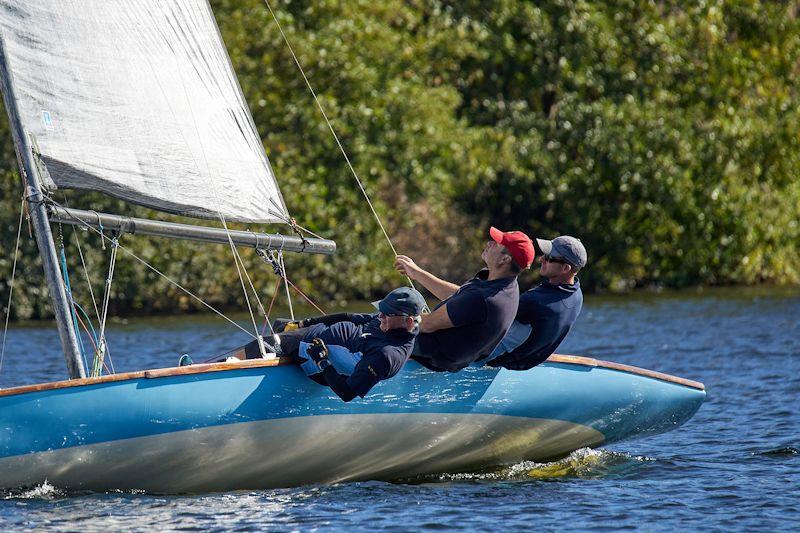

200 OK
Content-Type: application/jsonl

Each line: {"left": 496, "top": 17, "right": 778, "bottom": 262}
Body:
{"left": 0, "top": 38, "right": 86, "bottom": 379}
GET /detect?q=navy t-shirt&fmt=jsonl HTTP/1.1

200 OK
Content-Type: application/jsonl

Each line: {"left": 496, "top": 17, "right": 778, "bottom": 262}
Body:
{"left": 302, "top": 313, "right": 417, "bottom": 397}
{"left": 416, "top": 269, "right": 519, "bottom": 372}
{"left": 487, "top": 279, "right": 583, "bottom": 370}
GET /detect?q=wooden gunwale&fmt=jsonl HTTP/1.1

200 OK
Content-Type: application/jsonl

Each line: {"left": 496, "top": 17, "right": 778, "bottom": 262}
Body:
{"left": 548, "top": 354, "right": 705, "bottom": 390}
{"left": 0, "top": 353, "right": 704, "bottom": 399}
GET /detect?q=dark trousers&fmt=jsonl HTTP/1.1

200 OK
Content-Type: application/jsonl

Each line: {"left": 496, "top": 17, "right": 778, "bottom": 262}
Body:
{"left": 243, "top": 327, "right": 308, "bottom": 359}
{"left": 243, "top": 327, "right": 326, "bottom": 385}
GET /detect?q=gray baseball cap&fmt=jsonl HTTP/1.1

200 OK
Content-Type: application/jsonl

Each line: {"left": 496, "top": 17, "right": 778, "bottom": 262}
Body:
{"left": 535, "top": 235, "right": 587, "bottom": 268}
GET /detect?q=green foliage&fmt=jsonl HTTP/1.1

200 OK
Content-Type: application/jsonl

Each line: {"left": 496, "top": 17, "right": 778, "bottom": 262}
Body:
{"left": 1, "top": 0, "right": 798, "bottom": 320}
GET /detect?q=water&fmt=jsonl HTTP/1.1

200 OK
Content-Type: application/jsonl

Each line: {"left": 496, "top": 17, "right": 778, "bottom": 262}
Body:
{"left": 1, "top": 288, "right": 798, "bottom": 531}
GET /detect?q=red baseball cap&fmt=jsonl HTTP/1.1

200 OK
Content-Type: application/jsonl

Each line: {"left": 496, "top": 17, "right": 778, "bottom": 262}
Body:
{"left": 489, "top": 227, "right": 535, "bottom": 269}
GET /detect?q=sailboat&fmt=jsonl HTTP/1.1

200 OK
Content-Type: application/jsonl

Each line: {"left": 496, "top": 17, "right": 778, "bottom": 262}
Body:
{"left": 0, "top": 1, "right": 704, "bottom": 493}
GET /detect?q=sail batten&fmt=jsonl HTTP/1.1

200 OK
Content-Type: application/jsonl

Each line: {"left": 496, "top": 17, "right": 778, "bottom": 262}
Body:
{"left": 0, "top": 0, "right": 286, "bottom": 223}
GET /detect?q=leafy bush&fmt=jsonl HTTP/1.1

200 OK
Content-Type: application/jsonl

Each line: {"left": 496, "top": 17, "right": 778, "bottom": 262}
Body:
{"left": 1, "top": 0, "right": 797, "bottom": 320}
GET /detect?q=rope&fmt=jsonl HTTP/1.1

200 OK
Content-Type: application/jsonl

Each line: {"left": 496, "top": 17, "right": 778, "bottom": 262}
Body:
{"left": 58, "top": 225, "right": 90, "bottom": 374}
{"left": 133, "top": 24, "right": 270, "bottom": 352}
{"left": 257, "top": 248, "right": 292, "bottom": 329}
{"left": 267, "top": 200, "right": 325, "bottom": 240}
{"left": 287, "top": 279, "right": 326, "bottom": 315}
{"left": 261, "top": 0, "right": 397, "bottom": 255}
{"left": 220, "top": 214, "right": 269, "bottom": 357}
{"left": 70, "top": 223, "right": 101, "bottom": 329}
{"left": 73, "top": 310, "right": 112, "bottom": 376}
{"left": 261, "top": 0, "right": 429, "bottom": 311}
{"left": 261, "top": 277, "right": 283, "bottom": 335}
{"left": 279, "top": 250, "right": 294, "bottom": 320}
{"left": 92, "top": 237, "right": 119, "bottom": 377}
{"left": 46, "top": 198, "right": 258, "bottom": 340}
{"left": 0, "top": 195, "right": 25, "bottom": 376}
{"left": 71, "top": 300, "right": 109, "bottom": 372}
{"left": 65, "top": 194, "right": 116, "bottom": 376}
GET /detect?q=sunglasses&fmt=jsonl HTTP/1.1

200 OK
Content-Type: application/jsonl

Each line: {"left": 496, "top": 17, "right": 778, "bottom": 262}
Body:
{"left": 378, "top": 312, "right": 410, "bottom": 319}
{"left": 542, "top": 254, "right": 572, "bottom": 265}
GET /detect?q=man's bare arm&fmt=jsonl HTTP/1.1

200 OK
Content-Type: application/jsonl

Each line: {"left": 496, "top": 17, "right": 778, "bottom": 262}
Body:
{"left": 394, "top": 255, "right": 459, "bottom": 301}
{"left": 419, "top": 304, "right": 455, "bottom": 333}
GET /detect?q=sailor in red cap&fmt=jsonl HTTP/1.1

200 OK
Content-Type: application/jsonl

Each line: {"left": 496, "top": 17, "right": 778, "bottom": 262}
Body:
{"left": 484, "top": 234, "right": 586, "bottom": 371}
{"left": 394, "top": 227, "right": 535, "bottom": 372}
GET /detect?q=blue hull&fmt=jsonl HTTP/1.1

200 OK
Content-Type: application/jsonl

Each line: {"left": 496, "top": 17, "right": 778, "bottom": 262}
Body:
{"left": 0, "top": 358, "right": 704, "bottom": 492}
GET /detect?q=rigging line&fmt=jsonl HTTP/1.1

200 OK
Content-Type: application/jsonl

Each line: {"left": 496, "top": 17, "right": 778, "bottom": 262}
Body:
{"left": 278, "top": 250, "right": 294, "bottom": 320}
{"left": 231, "top": 243, "right": 273, "bottom": 335}
{"left": 261, "top": 0, "right": 398, "bottom": 255}
{"left": 73, "top": 309, "right": 112, "bottom": 376}
{"left": 267, "top": 204, "right": 325, "bottom": 240}
{"left": 45, "top": 198, "right": 257, "bottom": 339}
{"left": 130, "top": 16, "right": 268, "bottom": 350}
{"left": 0, "top": 195, "right": 26, "bottom": 376}
{"left": 261, "top": 0, "right": 429, "bottom": 311}
{"left": 93, "top": 238, "right": 119, "bottom": 377}
{"left": 175, "top": 67, "right": 265, "bottom": 352}
{"left": 70, "top": 217, "right": 101, "bottom": 324}
{"left": 57, "top": 224, "right": 90, "bottom": 374}
{"left": 222, "top": 217, "right": 269, "bottom": 357}
{"left": 122, "top": 244, "right": 256, "bottom": 338}
{"left": 75, "top": 230, "right": 116, "bottom": 375}
{"left": 64, "top": 195, "right": 115, "bottom": 376}
{"left": 221, "top": 215, "right": 258, "bottom": 310}
{"left": 262, "top": 277, "right": 283, "bottom": 335}
{"left": 286, "top": 278, "right": 326, "bottom": 315}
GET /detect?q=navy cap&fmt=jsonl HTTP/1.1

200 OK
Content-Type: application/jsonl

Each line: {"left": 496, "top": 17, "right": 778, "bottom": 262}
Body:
{"left": 536, "top": 235, "right": 588, "bottom": 268}
{"left": 372, "top": 287, "right": 426, "bottom": 316}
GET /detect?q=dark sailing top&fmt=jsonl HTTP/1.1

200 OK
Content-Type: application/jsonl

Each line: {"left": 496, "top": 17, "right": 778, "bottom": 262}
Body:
{"left": 415, "top": 269, "right": 519, "bottom": 372}
{"left": 487, "top": 279, "right": 583, "bottom": 370}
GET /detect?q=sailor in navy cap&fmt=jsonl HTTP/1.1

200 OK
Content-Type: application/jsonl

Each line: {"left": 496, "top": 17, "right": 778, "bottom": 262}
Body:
{"left": 236, "top": 287, "right": 426, "bottom": 401}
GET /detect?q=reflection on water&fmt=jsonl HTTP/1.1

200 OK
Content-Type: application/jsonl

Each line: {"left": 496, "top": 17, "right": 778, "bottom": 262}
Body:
{"left": 0, "top": 287, "right": 798, "bottom": 530}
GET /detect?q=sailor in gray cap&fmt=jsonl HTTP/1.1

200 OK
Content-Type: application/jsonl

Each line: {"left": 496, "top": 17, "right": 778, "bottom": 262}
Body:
{"left": 535, "top": 236, "right": 588, "bottom": 271}
{"left": 483, "top": 235, "right": 586, "bottom": 371}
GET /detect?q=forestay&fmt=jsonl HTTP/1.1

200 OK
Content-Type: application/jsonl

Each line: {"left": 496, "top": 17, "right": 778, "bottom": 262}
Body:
{"left": 0, "top": 0, "right": 287, "bottom": 223}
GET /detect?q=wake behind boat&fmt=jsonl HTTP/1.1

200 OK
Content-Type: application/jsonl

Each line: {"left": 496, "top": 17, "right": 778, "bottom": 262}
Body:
{"left": 0, "top": 1, "right": 705, "bottom": 493}
{"left": 0, "top": 355, "right": 703, "bottom": 493}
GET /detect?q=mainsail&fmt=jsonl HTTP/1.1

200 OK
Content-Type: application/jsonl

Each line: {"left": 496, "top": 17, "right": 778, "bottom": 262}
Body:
{"left": 0, "top": 0, "right": 287, "bottom": 223}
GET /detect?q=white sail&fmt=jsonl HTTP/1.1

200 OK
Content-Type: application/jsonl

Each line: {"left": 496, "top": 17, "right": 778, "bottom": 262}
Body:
{"left": 0, "top": 0, "right": 287, "bottom": 223}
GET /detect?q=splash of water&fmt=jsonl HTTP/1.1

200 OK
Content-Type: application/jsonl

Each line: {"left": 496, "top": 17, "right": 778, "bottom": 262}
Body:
{"left": 2, "top": 479, "right": 65, "bottom": 500}
{"left": 436, "top": 448, "right": 655, "bottom": 482}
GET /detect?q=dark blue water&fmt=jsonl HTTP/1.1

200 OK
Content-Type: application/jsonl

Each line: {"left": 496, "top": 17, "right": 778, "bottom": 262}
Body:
{"left": 1, "top": 288, "right": 798, "bottom": 531}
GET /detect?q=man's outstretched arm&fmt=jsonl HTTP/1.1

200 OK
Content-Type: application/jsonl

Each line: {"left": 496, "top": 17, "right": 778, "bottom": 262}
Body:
{"left": 394, "top": 255, "right": 459, "bottom": 301}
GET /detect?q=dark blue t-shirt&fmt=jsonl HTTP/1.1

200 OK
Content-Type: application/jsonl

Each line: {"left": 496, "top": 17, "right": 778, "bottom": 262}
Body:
{"left": 302, "top": 313, "right": 417, "bottom": 397}
{"left": 487, "top": 279, "right": 583, "bottom": 370}
{"left": 416, "top": 269, "right": 519, "bottom": 372}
